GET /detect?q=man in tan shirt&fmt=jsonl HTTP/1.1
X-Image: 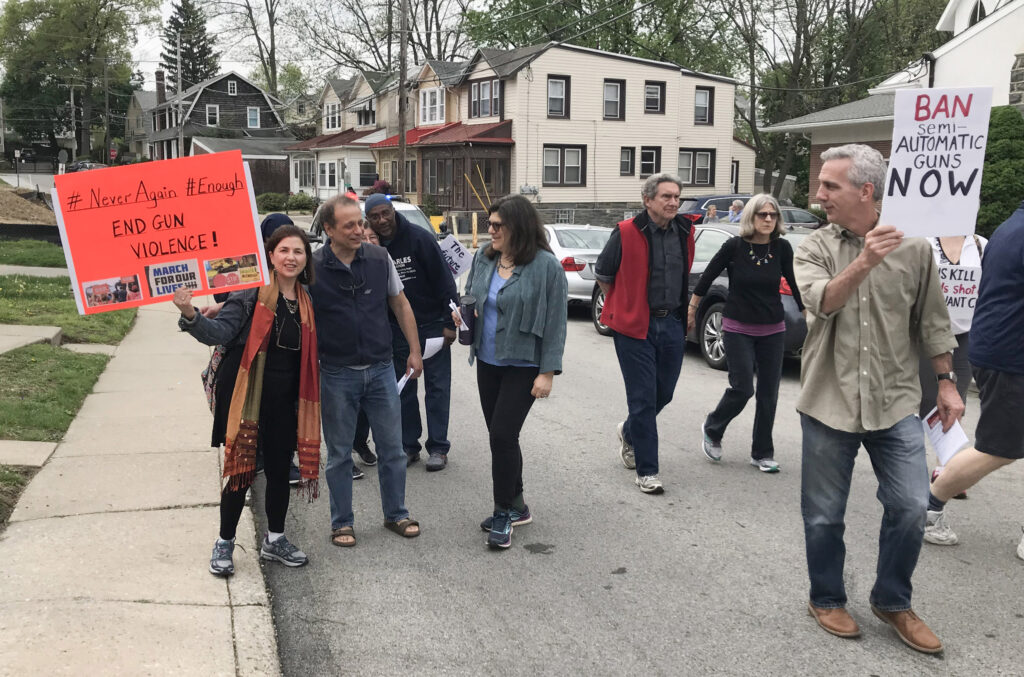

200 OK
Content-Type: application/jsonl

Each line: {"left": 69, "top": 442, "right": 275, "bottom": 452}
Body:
{"left": 795, "top": 144, "right": 963, "bottom": 654}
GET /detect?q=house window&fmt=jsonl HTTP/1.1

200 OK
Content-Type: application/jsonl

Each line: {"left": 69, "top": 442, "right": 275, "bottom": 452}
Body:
{"left": 297, "top": 102, "right": 306, "bottom": 116}
{"left": 645, "top": 81, "right": 665, "bottom": 114}
{"left": 491, "top": 79, "right": 500, "bottom": 116}
{"left": 471, "top": 83, "right": 479, "bottom": 117}
{"left": 325, "top": 103, "right": 341, "bottom": 130}
{"left": 247, "top": 107, "right": 260, "bottom": 128}
{"left": 357, "top": 100, "right": 376, "bottom": 126}
{"left": 479, "top": 81, "right": 491, "bottom": 117}
{"left": 678, "top": 148, "right": 716, "bottom": 185}
{"left": 206, "top": 104, "right": 219, "bottom": 127}
{"left": 296, "top": 160, "right": 314, "bottom": 188}
{"left": 603, "top": 79, "right": 625, "bottom": 120}
{"left": 547, "top": 76, "right": 570, "bottom": 118}
{"left": 405, "top": 160, "right": 417, "bottom": 192}
{"left": 555, "top": 209, "right": 574, "bottom": 224}
{"left": 640, "top": 146, "right": 661, "bottom": 177}
{"left": 358, "top": 161, "right": 377, "bottom": 187}
{"left": 420, "top": 87, "right": 445, "bottom": 124}
{"left": 695, "top": 86, "right": 714, "bottom": 125}
{"left": 425, "top": 160, "right": 437, "bottom": 194}
{"left": 620, "top": 147, "right": 635, "bottom": 176}
{"left": 542, "top": 144, "right": 586, "bottom": 186}
{"left": 228, "top": 80, "right": 237, "bottom": 96}
{"left": 319, "top": 162, "right": 336, "bottom": 188}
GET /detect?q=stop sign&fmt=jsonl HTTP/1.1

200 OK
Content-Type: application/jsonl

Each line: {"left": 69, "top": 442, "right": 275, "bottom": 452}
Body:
{"left": 109, "top": 148, "right": 118, "bottom": 160}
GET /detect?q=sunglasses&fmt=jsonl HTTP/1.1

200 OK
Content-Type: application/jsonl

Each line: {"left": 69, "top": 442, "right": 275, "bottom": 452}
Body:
{"left": 755, "top": 211, "right": 779, "bottom": 220}
{"left": 487, "top": 220, "right": 504, "bottom": 229}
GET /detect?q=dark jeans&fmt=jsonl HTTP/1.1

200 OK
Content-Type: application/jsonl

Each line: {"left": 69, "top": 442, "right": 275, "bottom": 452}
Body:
{"left": 476, "top": 360, "right": 539, "bottom": 510}
{"left": 800, "top": 413, "right": 928, "bottom": 611}
{"left": 392, "top": 320, "right": 452, "bottom": 457}
{"left": 704, "top": 330, "right": 785, "bottom": 460}
{"left": 918, "top": 331, "right": 971, "bottom": 419}
{"left": 612, "top": 315, "right": 686, "bottom": 476}
{"left": 219, "top": 367, "right": 297, "bottom": 540}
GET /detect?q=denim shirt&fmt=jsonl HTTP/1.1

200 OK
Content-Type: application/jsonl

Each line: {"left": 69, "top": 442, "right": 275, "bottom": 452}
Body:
{"left": 464, "top": 248, "right": 568, "bottom": 374}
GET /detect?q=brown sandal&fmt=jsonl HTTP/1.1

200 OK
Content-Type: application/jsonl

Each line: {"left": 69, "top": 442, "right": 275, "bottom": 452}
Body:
{"left": 384, "top": 518, "right": 420, "bottom": 538}
{"left": 331, "top": 526, "right": 356, "bottom": 547}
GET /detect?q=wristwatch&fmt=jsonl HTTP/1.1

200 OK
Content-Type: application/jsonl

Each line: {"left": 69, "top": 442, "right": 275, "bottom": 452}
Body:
{"left": 936, "top": 372, "right": 958, "bottom": 384}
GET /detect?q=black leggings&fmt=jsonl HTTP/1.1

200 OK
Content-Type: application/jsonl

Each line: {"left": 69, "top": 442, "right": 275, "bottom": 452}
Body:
{"left": 219, "top": 367, "right": 298, "bottom": 540}
{"left": 476, "top": 361, "right": 539, "bottom": 509}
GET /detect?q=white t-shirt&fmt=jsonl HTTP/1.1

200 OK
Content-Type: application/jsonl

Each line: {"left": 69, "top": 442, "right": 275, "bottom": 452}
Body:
{"left": 929, "top": 235, "right": 987, "bottom": 335}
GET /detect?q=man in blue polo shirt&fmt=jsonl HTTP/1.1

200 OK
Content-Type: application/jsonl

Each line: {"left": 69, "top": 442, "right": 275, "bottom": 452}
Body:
{"left": 310, "top": 194, "right": 424, "bottom": 546}
{"left": 365, "top": 193, "right": 459, "bottom": 471}
{"left": 925, "top": 200, "right": 1024, "bottom": 558}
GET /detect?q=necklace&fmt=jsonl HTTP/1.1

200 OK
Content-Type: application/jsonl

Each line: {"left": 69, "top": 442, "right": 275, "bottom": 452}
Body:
{"left": 283, "top": 296, "right": 298, "bottom": 315}
{"left": 497, "top": 258, "right": 516, "bottom": 272}
{"left": 748, "top": 241, "right": 773, "bottom": 266}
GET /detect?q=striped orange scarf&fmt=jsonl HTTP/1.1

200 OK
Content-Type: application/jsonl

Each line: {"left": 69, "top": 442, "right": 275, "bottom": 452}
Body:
{"left": 222, "top": 274, "right": 321, "bottom": 498}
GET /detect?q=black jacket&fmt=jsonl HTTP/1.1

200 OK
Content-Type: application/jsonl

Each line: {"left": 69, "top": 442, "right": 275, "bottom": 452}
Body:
{"left": 381, "top": 212, "right": 459, "bottom": 329}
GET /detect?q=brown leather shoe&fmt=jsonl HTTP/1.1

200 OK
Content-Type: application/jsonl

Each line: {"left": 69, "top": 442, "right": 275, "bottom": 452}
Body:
{"left": 808, "top": 602, "right": 861, "bottom": 638}
{"left": 871, "top": 606, "right": 943, "bottom": 654}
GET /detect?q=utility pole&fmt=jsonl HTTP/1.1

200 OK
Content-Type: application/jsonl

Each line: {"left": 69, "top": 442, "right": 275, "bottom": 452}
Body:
{"left": 396, "top": 0, "right": 408, "bottom": 195}
{"left": 177, "top": 32, "right": 184, "bottom": 158}
{"left": 103, "top": 55, "right": 110, "bottom": 165}
{"left": 59, "top": 83, "right": 84, "bottom": 160}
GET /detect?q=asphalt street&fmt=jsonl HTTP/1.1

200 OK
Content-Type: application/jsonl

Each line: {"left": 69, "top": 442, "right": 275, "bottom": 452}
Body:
{"left": 255, "top": 306, "right": 1023, "bottom": 676}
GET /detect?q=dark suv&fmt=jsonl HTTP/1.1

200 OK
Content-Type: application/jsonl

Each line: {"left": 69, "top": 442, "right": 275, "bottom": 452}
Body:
{"left": 677, "top": 194, "right": 752, "bottom": 225}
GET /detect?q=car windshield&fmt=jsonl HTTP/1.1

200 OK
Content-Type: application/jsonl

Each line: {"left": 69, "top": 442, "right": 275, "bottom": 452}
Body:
{"left": 553, "top": 228, "right": 612, "bottom": 250}
{"left": 679, "top": 199, "right": 700, "bottom": 212}
{"left": 395, "top": 205, "right": 434, "bottom": 234}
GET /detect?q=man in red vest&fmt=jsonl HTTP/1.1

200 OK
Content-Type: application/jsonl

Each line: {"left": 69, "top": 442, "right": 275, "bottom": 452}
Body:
{"left": 595, "top": 173, "right": 695, "bottom": 494}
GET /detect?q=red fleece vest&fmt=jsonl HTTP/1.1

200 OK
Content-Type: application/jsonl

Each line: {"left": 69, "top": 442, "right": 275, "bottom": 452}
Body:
{"left": 600, "top": 217, "right": 694, "bottom": 339}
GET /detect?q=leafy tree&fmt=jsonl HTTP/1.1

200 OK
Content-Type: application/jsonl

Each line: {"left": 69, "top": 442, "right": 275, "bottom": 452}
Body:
{"left": 0, "top": 0, "right": 157, "bottom": 157}
{"left": 159, "top": 0, "right": 220, "bottom": 92}
{"left": 977, "top": 106, "right": 1024, "bottom": 238}
{"left": 210, "top": 0, "right": 285, "bottom": 95}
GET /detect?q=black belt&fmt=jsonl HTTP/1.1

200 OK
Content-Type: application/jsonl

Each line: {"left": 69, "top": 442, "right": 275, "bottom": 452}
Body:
{"left": 651, "top": 309, "right": 676, "bottom": 318}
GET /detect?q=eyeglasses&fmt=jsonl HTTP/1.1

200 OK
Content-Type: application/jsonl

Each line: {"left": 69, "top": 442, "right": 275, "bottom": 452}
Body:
{"left": 755, "top": 211, "right": 779, "bottom": 220}
{"left": 487, "top": 220, "right": 504, "bottom": 230}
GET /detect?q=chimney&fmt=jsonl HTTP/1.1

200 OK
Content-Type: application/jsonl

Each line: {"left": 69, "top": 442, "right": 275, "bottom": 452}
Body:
{"left": 156, "top": 70, "right": 166, "bottom": 105}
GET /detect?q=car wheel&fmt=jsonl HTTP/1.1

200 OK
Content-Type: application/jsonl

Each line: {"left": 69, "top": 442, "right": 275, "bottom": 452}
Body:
{"left": 592, "top": 286, "right": 613, "bottom": 337}
{"left": 699, "top": 302, "right": 727, "bottom": 370}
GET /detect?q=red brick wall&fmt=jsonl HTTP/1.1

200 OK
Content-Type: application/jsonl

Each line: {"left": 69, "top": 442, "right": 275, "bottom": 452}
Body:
{"left": 807, "top": 139, "right": 892, "bottom": 207}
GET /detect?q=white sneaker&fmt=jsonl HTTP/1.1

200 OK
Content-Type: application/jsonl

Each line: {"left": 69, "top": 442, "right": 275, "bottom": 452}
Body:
{"left": 750, "top": 457, "right": 780, "bottom": 473}
{"left": 701, "top": 418, "right": 722, "bottom": 462}
{"left": 1016, "top": 527, "right": 1024, "bottom": 561}
{"left": 924, "top": 510, "right": 959, "bottom": 545}
{"left": 635, "top": 474, "right": 664, "bottom": 494}
{"left": 617, "top": 421, "right": 635, "bottom": 469}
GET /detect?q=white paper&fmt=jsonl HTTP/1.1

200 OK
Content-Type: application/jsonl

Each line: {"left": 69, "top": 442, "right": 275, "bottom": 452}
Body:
{"left": 449, "top": 300, "right": 465, "bottom": 331}
{"left": 438, "top": 235, "right": 472, "bottom": 278}
{"left": 879, "top": 87, "right": 992, "bottom": 238}
{"left": 423, "top": 336, "right": 445, "bottom": 361}
{"left": 921, "top": 407, "right": 970, "bottom": 466}
{"left": 396, "top": 369, "right": 411, "bottom": 394}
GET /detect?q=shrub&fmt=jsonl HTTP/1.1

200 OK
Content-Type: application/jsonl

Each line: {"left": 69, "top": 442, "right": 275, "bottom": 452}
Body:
{"left": 978, "top": 106, "right": 1024, "bottom": 238}
{"left": 287, "top": 192, "right": 315, "bottom": 211}
{"left": 256, "top": 192, "right": 287, "bottom": 212}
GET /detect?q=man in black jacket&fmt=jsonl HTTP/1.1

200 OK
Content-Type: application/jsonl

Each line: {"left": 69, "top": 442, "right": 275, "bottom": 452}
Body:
{"left": 365, "top": 194, "right": 459, "bottom": 471}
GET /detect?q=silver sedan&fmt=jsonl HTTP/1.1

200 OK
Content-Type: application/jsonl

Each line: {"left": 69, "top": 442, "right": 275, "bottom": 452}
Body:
{"left": 544, "top": 224, "right": 613, "bottom": 304}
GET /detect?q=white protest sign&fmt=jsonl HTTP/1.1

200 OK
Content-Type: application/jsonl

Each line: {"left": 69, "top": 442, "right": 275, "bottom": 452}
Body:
{"left": 879, "top": 87, "right": 992, "bottom": 238}
{"left": 938, "top": 264, "right": 981, "bottom": 330}
{"left": 438, "top": 234, "right": 471, "bottom": 278}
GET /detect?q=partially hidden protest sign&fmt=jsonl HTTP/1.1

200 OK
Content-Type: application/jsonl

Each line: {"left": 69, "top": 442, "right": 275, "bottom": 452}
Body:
{"left": 438, "top": 234, "right": 472, "bottom": 278}
{"left": 938, "top": 264, "right": 981, "bottom": 329}
{"left": 52, "top": 150, "right": 268, "bottom": 315}
{"left": 879, "top": 87, "right": 992, "bottom": 238}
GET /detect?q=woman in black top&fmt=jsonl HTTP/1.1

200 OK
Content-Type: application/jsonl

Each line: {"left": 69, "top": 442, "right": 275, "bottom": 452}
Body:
{"left": 687, "top": 193, "right": 803, "bottom": 473}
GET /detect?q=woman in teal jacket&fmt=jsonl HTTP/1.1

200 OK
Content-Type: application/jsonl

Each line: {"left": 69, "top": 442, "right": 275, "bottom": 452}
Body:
{"left": 455, "top": 195, "right": 568, "bottom": 550}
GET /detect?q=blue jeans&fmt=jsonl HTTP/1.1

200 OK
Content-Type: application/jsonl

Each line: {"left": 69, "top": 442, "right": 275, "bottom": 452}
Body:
{"left": 704, "top": 330, "right": 785, "bottom": 460}
{"left": 321, "top": 361, "right": 410, "bottom": 529}
{"left": 391, "top": 320, "right": 452, "bottom": 457}
{"left": 613, "top": 315, "right": 686, "bottom": 476}
{"left": 800, "top": 413, "right": 929, "bottom": 611}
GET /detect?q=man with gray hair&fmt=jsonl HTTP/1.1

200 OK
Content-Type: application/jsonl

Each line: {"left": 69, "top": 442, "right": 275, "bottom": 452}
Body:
{"left": 595, "top": 173, "right": 695, "bottom": 494}
{"left": 795, "top": 144, "right": 961, "bottom": 653}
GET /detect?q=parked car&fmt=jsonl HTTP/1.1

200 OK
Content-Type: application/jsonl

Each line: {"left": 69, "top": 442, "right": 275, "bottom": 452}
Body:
{"left": 678, "top": 194, "right": 752, "bottom": 225}
{"left": 544, "top": 224, "right": 612, "bottom": 305}
{"left": 17, "top": 148, "right": 36, "bottom": 162}
{"left": 781, "top": 207, "right": 825, "bottom": 229}
{"left": 591, "top": 223, "right": 812, "bottom": 370}
{"left": 308, "top": 197, "right": 437, "bottom": 249}
{"left": 64, "top": 161, "right": 106, "bottom": 173}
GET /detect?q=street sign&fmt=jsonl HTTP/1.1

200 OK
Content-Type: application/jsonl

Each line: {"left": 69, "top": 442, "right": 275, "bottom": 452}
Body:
{"left": 58, "top": 149, "right": 68, "bottom": 164}
{"left": 109, "top": 148, "right": 118, "bottom": 160}
{"left": 13, "top": 149, "right": 20, "bottom": 158}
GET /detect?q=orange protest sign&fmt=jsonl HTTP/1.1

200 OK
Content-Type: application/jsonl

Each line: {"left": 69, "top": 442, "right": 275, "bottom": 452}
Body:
{"left": 53, "top": 150, "right": 268, "bottom": 315}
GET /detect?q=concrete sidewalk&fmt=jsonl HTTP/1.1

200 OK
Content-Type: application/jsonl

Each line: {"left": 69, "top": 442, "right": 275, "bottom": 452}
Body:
{"left": 0, "top": 303, "right": 281, "bottom": 676}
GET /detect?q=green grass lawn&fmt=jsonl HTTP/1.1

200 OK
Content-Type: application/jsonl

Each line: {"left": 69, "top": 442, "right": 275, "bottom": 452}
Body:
{"left": 0, "top": 239, "right": 68, "bottom": 267}
{"left": 0, "top": 343, "right": 108, "bottom": 441}
{"left": 0, "top": 275, "right": 136, "bottom": 343}
{"left": 1, "top": 464, "right": 36, "bottom": 526}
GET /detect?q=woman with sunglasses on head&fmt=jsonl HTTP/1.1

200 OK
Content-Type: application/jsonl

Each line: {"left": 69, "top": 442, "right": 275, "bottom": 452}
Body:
{"left": 688, "top": 193, "right": 803, "bottom": 473}
{"left": 454, "top": 195, "right": 567, "bottom": 550}
{"left": 173, "top": 224, "right": 321, "bottom": 576}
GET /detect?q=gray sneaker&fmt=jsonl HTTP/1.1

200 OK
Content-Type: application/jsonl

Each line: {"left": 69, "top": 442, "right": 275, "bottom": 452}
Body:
{"left": 1017, "top": 527, "right": 1024, "bottom": 561}
{"left": 750, "top": 457, "right": 780, "bottom": 473}
{"left": 260, "top": 534, "right": 309, "bottom": 567}
{"left": 701, "top": 418, "right": 723, "bottom": 462}
{"left": 209, "top": 538, "right": 235, "bottom": 577}
{"left": 617, "top": 421, "right": 635, "bottom": 469}
{"left": 425, "top": 452, "right": 448, "bottom": 472}
{"left": 924, "top": 510, "right": 959, "bottom": 546}
{"left": 635, "top": 474, "right": 664, "bottom": 494}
